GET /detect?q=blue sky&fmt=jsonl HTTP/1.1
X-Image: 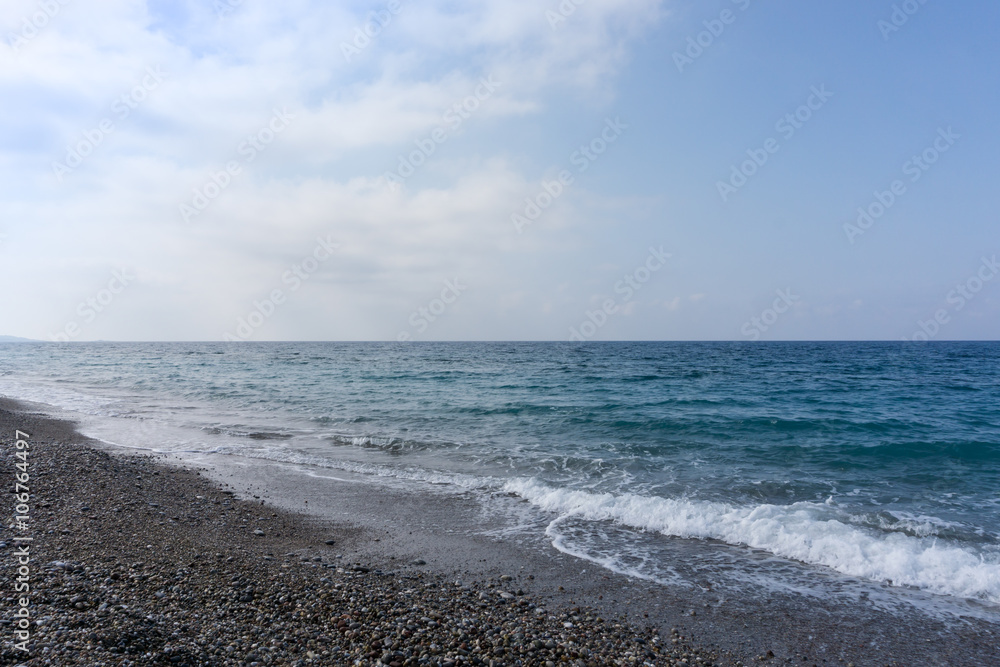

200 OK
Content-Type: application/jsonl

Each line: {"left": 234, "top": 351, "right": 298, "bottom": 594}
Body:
{"left": 1, "top": 0, "right": 997, "bottom": 341}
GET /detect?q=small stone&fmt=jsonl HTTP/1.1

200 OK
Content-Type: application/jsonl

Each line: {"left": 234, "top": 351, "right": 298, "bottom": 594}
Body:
{"left": 10, "top": 407, "right": 726, "bottom": 667}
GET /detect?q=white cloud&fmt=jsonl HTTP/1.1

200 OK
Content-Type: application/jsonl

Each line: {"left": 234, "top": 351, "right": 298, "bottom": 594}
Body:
{"left": 0, "top": 0, "right": 667, "bottom": 340}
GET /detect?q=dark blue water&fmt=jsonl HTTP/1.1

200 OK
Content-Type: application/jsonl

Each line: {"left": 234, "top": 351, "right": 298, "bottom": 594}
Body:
{"left": 1, "top": 341, "right": 998, "bottom": 603}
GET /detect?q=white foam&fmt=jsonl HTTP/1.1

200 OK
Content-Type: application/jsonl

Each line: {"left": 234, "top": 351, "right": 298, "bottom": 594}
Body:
{"left": 0, "top": 377, "right": 121, "bottom": 416}
{"left": 504, "top": 478, "right": 1000, "bottom": 604}
{"left": 206, "top": 444, "right": 502, "bottom": 492}
{"left": 545, "top": 515, "right": 688, "bottom": 588}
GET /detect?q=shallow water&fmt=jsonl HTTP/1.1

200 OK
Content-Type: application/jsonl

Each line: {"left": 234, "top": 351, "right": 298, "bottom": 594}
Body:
{"left": 1, "top": 341, "right": 998, "bottom": 609}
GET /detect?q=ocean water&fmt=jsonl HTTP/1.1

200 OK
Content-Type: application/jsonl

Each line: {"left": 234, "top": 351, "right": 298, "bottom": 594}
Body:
{"left": 2, "top": 341, "right": 999, "bottom": 608}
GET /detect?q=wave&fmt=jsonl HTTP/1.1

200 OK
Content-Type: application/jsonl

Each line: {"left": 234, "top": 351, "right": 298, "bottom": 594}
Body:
{"left": 0, "top": 377, "right": 122, "bottom": 415}
{"left": 204, "top": 444, "right": 500, "bottom": 492}
{"left": 504, "top": 478, "right": 1000, "bottom": 604}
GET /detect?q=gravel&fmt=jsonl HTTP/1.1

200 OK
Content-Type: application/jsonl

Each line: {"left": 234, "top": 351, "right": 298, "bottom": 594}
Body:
{"left": 0, "top": 406, "right": 724, "bottom": 666}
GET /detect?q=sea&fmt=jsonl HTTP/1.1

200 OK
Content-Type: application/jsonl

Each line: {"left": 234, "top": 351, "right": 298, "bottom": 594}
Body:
{"left": 2, "top": 341, "right": 998, "bottom": 613}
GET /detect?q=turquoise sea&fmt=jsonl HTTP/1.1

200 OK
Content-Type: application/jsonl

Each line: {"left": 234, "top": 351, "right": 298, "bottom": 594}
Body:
{"left": 1, "top": 341, "right": 998, "bottom": 606}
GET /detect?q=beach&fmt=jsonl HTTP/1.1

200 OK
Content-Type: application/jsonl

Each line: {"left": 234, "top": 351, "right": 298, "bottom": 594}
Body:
{"left": 5, "top": 1, "right": 997, "bottom": 663}
{"left": 0, "top": 400, "right": 715, "bottom": 666}
{"left": 1, "top": 397, "right": 998, "bottom": 666}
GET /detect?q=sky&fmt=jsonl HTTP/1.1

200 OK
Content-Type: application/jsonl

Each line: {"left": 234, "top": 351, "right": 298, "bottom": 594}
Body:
{"left": 1, "top": 0, "right": 998, "bottom": 342}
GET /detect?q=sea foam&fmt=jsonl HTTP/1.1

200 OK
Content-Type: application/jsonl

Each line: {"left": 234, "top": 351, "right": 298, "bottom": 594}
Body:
{"left": 505, "top": 478, "right": 1000, "bottom": 604}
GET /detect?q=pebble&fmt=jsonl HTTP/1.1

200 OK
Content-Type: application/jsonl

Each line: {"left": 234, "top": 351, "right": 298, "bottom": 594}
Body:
{"left": 0, "top": 408, "right": 724, "bottom": 667}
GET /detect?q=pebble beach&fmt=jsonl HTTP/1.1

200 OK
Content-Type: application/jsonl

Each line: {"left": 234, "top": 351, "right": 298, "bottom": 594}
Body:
{"left": 0, "top": 401, "right": 724, "bottom": 666}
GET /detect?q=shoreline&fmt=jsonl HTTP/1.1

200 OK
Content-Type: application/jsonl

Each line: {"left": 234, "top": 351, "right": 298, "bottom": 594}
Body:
{"left": 1, "top": 398, "right": 998, "bottom": 665}
{"left": 0, "top": 400, "right": 715, "bottom": 666}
